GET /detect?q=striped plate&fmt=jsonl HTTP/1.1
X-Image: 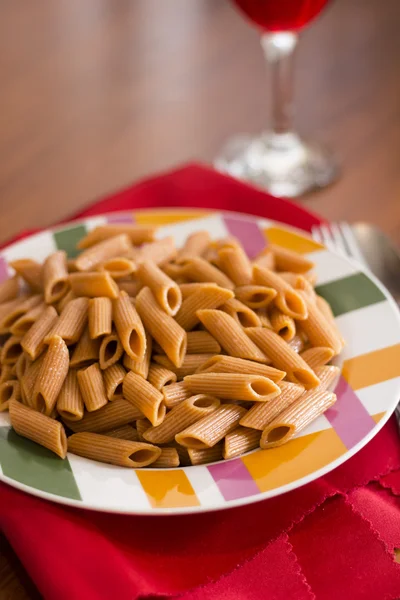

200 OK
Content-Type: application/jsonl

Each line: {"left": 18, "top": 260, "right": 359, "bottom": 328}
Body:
{"left": 1, "top": 209, "right": 400, "bottom": 515}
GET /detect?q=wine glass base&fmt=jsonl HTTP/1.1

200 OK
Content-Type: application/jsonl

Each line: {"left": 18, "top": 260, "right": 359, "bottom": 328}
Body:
{"left": 215, "top": 132, "right": 338, "bottom": 198}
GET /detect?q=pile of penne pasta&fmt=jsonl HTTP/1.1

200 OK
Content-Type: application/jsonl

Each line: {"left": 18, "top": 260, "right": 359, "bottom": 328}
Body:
{"left": 0, "top": 224, "right": 344, "bottom": 468}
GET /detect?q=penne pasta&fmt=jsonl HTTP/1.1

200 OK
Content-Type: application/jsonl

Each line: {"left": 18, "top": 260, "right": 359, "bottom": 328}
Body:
{"left": 255, "top": 307, "right": 272, "bottom": 329}
{"left": 0, "top": 294, "right": 43, "bottom": 332}
{"left": 56, "top": 289, "right": 76, "bottom": 314}
{"left": 299, "top": 294, "right": 343, "bottom": 355}
{"left": 9, "top": 400, "right": 67, "bottom": 458}
{"left": 21, "top": 305, "right": 58, "bottom": 360}
{"left": 123, "top": 371, "right": 165, "bottom": 426}
{"left": 279, "top": 272, "right": 316, "bottom": 301}
{"left": 136, "top": 418, "right": 152, "bottom": 441}
{"left": 56, "top": 370, "right": 84, "bottom": 421}
{"left": 1, "top": 335, "right": 23, "bottom": 365}
{"left": 162, "top": 381, "right": 191, "bottom": 408}
{"left": 220, "top": 298, "right": 261, "bottom": 328}
{"left": 179, "top": 231, "right": 211, "bottom": 259}
{"left": 177, "top": 256, "right": 234, "bottom": 290}
{"left": 113, "top": 291, "right": 146, "bottom": 360}
{"left": 88, "top": 297, "right": 112, "bottom": 339}
{"left": 45, "top": 297, "right": 88, "bottom": 345}
{"left": 195, "top": 355, "right": 285, "bottom": 382}
{"left": 315, "top": 295, "right": 346, "bottom": 347}
{"left": 151, "top": 447, "right": 180, "bottom": 468}
{"left": 77, "top": 363, "right": 108, "bottom": 412}
{"left": 223, "top": 426, "right": 261, "bottom": 459}
{"left": 299, "top": 346, "right": 335, "bottom": 370}
{"left": 15, "top": 352, "right": 30, "bottom": 381}
{"left": 0, "top": 275, "right": 19, "bottom": 304}
{"left": 239, "top": 381, "right": 305, "bottom": 430}
{"left": 217, "top": 247, "right": 252, "bottom": 286}
{"left": 63, "top": 398, "right": 143, "bottom": 433}
{"left": 103, "top": 363, "right": 126, "bottom": 400}
{"left": 117, "top": 279, "right": 143, "bottom": 298}
{"left": 0, "top": 365, "right": 14, "bottom": 385}
{"left": 10, "top": 303, "right": 46, "bottom": 336}
{"left": 178, "top": 282, "right": 219, "bottom": 299}
{"left": 235, "top": 285, "right": 277, "bottom": 309}
{"left": 313, "top": 365, "right": 340, "bottom": 391}
{"left": 104, "top": 424, "right": 139, "bottom": 442}
{"left": 186, "top": 331, "right": 221, "bottom": 354}
{"left": 288, "top": 334, "right": 306, "bottom": 353}
{"left": 153, "top": 353, "right": 216, "bottom": 380}
{"left": 123, "top": 332, "right": 152, "bottom": 379}
{"left": 20, "top": 355, "right": 45, "bottom": 408}
{"left": 75, "top": 234, "right": 132, "bottom": 272}
{"left": 175, "top": 284, "right": 234, "bottom": 331}
{"left": 137, "top": 260, "right": 182, "bottom": 316}
{"left": 67, "top": 432, "right": 161, "bottom": 467}
{"left": 147, "top": 363, "right": 177, "bottom": 390}
{"left": 253, "top": 265, "right": 307, "bottom": 320}
{"left": 136, "top": 237, "right": 177, "bottom": 266}
{"left": 77, "top": 224, "right": 156, "bottom": 249}
{"left": 253, "top": 248, "right": 275, "bottom": 271}
{"left": 0, "top": 380, "right": 21, "bottom": 411}
{"left": 31, "top": 336, "right": 69, "bottom": 415}
{"left": 96, "top": 257, "right": 136, "bottom": 279}
{"left": 42, "top": 250, "right": 70, "bottom": 304}
{"left": 176, "top": 404, "right": 246, "bottom": 449}
{"left": 10, "top": 259, "right": 43, "bottom": 293}
{"left": 269, "top": 244, "right": 314, "bottom": 274}
{"left": 70, "top": 327, "right": 100, "bottom": 368}
{"left": 99, "top": 329, "right": 124, "bottom": 369}
{"left": 188, "top": 444, "right": 223, "bottom": 465}
{"left": 185, "top": 372, "right": 280, "bottom": 402}
{"left": 269, "top": 307, "right": 296, "bottom": 342}
{"left": 69, "top": 272, "right": 119, "bottom": 299}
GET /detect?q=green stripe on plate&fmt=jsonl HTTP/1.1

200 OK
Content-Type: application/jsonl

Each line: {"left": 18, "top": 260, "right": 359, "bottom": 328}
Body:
{"left": 0, "top": 427, "right": 81, "bottom": 500}
{"left": 315, "top": 273, "right": 386, "bottom": 317}
{"left": 53, "top": 225, "right": 87, "bottom": 259}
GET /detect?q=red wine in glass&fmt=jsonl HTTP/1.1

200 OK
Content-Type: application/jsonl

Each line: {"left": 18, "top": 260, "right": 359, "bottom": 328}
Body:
{"left": 232, "top": 0, "right": 330, "bottom": 32}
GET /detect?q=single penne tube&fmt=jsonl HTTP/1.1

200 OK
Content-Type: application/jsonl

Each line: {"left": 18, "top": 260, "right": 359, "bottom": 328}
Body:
{"left": 42, "top": 250, "right": 70, "bottom": 304}
{"left": 69, "top": 272, "right": 119, "bottom": 299}
{"left": 153, "top": 353, "right": 216, "bottom": 380}
{"left": 10, "top": 259, "right": 43, "bottom": 292}
{"left": 253, "top": 248, "right": 275, "bottom": 270}
{"left": 0, "top": 275, "right": 19, "bottom": 304}
{"left": 0, "top": 380, "right": 21, "bottom": 411}
{"left": 63, "top": 398, "right": 143, "bottom": 433}
{"left": 21, "top": 305, "right": 58, "bottom": 360}
{"left": 75, "top": 234, "right": 132, "bottom": 271}
{"left": 185, "top": 372, "right": 280, "bottom": 401}
{"left": 269, "top": 307, "right": 296, "bottom": 342}
{"left": 177, "top": 256, "right": 234, "bottom": 289}
{"left": 299, "top": 347, "right": 335, "bottom": 370}
{"left": 67, "top": 259, "right": 78, "bottom": 273}
{"left": 88, "top": 297, "right": 112, "bottom": 339}
{"left": 103, "top": 363, "right": 126, "bottom": 400}
{"left": 77, "top": 363, "right": 108, "bottom": 412}
{"left": 197, "top": 309, "right": 268, "bottom": 363}
{"left": 223, "top": 426, "right": 261, "bottom": 460}
{"left": 56, "top": 289, "right": 76, "bottom": 314}
{"left": 239, "top": 381, "right": 305, "bottom": 430}
{"left": 136, "top": 260, "right": 182, "bottom": 316}
{"left": 279, "top": 272, "right": 316, "bottom": 300}
{"left": 162, "top": 381, "right": 191, "bottom": 408}
{"left": 175, "top": 284, "right": 234, "bottom": 331}
{"left": 104, "top": 424, "right": 139, "bottom": 442}
{"left": 31, "top": 336, "right": 69, "bottom": 415}
{"left": 77, "top": 224, "right": 156, "bottom": 249}
{"left": 123, "top": 332, "right": 152, "bottom": 378}
{"left": 99, "top": 329, "right": 124, "bottom": 369}
{"left": 151, "top": 447, "right": 180, "bottom": 468}
{"left": 220, "top": 298, "right": 261, "bottom": 329}
{"left": 96, "top": 257, "right": 136, "bottom": 279}
{"left": 313, "top": 365, "right": 340, "bottom": 391}
{"left": 56, "top": 370, "right": 84, "bottom": 422}
{"left": 143, "top": 395, "right": 220, "bottom": 444}
{"left": 315, "top": 295, "right": 346, "bottom": 347}
{"left": 123, "top": 371, "right": 165, "bottom": 426}
{"left": 113, "top": 291, "right": 146, "bottom": 360}
{"left": 260, "top": 390, "right": 336, "bottom": 448}
{"left": 186, "top": 331, "right": 221, "bottom": 354}
{"left": 136, "top": 287, "right": 187, "bottom": 368}
{"left": 179, "top": 282, "right": 219, "bottom": 299}
{"left": 136, "top": 237, "right": 177, "bottom": 266}
{"left": 45, "top": 297, "right": 88, "bottom": 346}
{"left": 0, "top": 294, "right": 43, "bottom": 332}
{"left": 15, "top": 352, "right": 30, "bottom": 381}
{"left": 147, "top": 363, "right": 177, "bottom": 390}
{"left": 212, "top": 237, "right": 244, "bottom": 252}
{"left": 195, "top": 355, "right": 286, "bottom": 382}
{"left": 253, "top": 265, "right": 307, "bottom": 320}
{"left": 246, "top": 327, "right": 320, "bottom": 388}
{"left": 1, "top": 335, "right": 23, "bottom": 365}
{"left": 117, "top": 279, "right": 143, "bottom": 297}
{"left": 176, "top": 404, "right": 247, "bottom": 449}
{"left": 235, "top": 285, "right": 277, "bottom": 309}
{"left": 9, "top": 400, "right": 67, "bottom": 458}
{"left": 188, "top": 444, "right": 223, "bottom": 465}
{"left": 299, "top": 295, "right": 343, "bottom": 355}
{"left": 162, "top": 262, "right": 189, "bottom": 281}
{"left": 217, "top": 247, "right": 252, "bottom": 286}
{"left": 288, "top": 334, "right": 306, "bottom": 353}
{"left": 0, "top": 365, "right": 14, "bottom": 385}
{"left": 10, "top": 303, "right": 46, "bottom": 336}
{"left": 67, "top": 432, "right": 161, "bottom": 467}
{"left": 255, "top": 307, "right": 272, "bottom": 329}
{"left": 70, "top": 327, "right": 100, "bottom": 368}
{"left": 269, "top": 244, "right": 314, "bottom": 274}
{"left": 136, "top": 418, "right": 152, "bottom": 441}
{"left": 20, "top": 355, "right": 45, "bottom": 408}
{"left": 179, "top": 231, "right": 211, "bottom": 259}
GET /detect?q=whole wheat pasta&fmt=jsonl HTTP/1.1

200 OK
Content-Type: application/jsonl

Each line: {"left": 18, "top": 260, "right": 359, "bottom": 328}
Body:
{"left": 246, "top": 327, "right": 320, "bottom": 388}
{"left": 137, "top": 260, "right": 182, "bottom": 316}
{"left": 66, "top": 259, "right": 78, "bottom": 273}
{"left": 185, "top": 372, "right": 280, "bottom": 402}
{"left": 56, "top": 290, "right": 76, "bottom": 313}
{"left": 151, "top": 447, "right": 180, "bottom": 468}
{"left": 123, "top": 371, "right": 165, "bottom": 426}
{"left": 240, "top": 381, "right": 305, "bottom": 430}
{"left": 154, "top": 353, "right": 216, "bottom": 379}
{"left": 195, "top": 355, "right": 286, "bottom": 382}
{"left": 20, "top": 355, "right": 45, "bottom": 408}
{"left": 178, "top": 230, "right": 211, "bottom": 258}
{"left": 136, "top": 287, "right": 187, "bottom": 368}
{"left": 88, "top": 297, "right": 112, "bottom": 339}
{"left": 69, "top": 272, "right": 119, "bottom": 299}
{"left": 0, "top": 380, "right": 21, "bottom": 411}
{"left": 197, "top": 309, "right": 268, "bottom": 363}
{"left": 279, "top": 272, "right": 316, "bottom": 300}
{"left": 67, "top": 432, "right": 161, "bottom": 468}
{"left": 97, "top": 257, "right": 136, "bottom": 279}
{"left": 42, "top": 250, "right": 70, "bottom": 304}
{"left": 179, "top": 282, "right": 219, "bottom": 299}
{"left": 103, "top": 363, "right": 126, "bottom": 400}
{"left": 123, "top": 332, "right": 152, "bottom": 379}
{"left": 0, "top": 276, "right": 19, "bottom": 304}
{"left": 117, "top": 279, "right": 143, "bottom": 297}
{"left": 253, "top": 248, "right": 275, "bottom": 271}
{"left": 217, "top": 247, "right": 252, "bottom": 286}
{"left": 186, "top": 331, "right": 221, "bottom": 354}
{"left": 136, "top": 418, "right": 152, "bottom": 441}
{"left": 15, "top": 352, "right": 30, "bottom": 381}
{"left": 188, "top": 444, "right": 223, "bottom": 465}
{"left": 0, "top": 365, "right": 14, "bottom": 385}
{"left": 212, "top": 237, "right": 244, "bottom": 252}
{"left": 299, "top": 294, "right": 343, "bottom": 355}
{"left": 77, "top": 224, "right": 156, "bottom": 249}
{"left": 255, "top": 307, "right": 272, "bottom": 329}
{"left": 77, "top": 363, "right": 108, "bottom": 412}
{"left": 70, "top": 327, "right": 100, "bottom": 368}
{"left": 31, "top": 336, "right": 69, "bottom": 415}
{"left": 162, "top": 262, "right": 189, "bottom": 281}
{"left": 144, "top": 395, "right": 220, "bottom": 444}
{"left": 10, "top": 259, "right": 43, "bottom": 293}
{"left": 288, "top": 334, "right": 306, "bottom": 353}
{"left": 269, "top": 307, "right": 296, "bottom": 342}
{"left": 176, "top": 404, "right": 247, "bottom": 449}
{"left": 63, "top": 398, "right": 143, "bottom": 433}
{"left": 299, "top": 347, "right": 335, "bottom": 370}
{"left": 1, "top": 335, "right": 23, "bottom": 365}
{"left": 315, "top": 295, "right": 346, "bottom": 347}
{"left": 175, "top": 284, "right": 234, "bottom": 331}
{"left": 75, "top": 234, "right": 132, "bottom": 272}
{"left": 162, "top": 381, "right": 191, "bottom": 408}
{"left": 99, "top": 330, "right": 124, "bottom": 369}
{"left": 104, "top": 424, "right": 139, "bottom": 442}
{"left": 56, "top": 370, "right": 84, "bottom": 421}
{"left": 313, "top": 365, "right": 340, "bottom": 391}
{"left": 269, "top": 244, "right": 314, "bottom": 274}
{"left": 21, "top": 305, "right": 58, "bottom": 360}
{"left": 260, "top": 390, "right": 336, "bottom": 448}
{"left": 177, "top": 256, "right": 234, "bottom": 290}
{"left": 0, "top": 294, "right": 43, "bottom": 332}
{"left": 235, "top": 285, "right": 277, "bottom": 309}
{"left": 147, "top": 363, "right": 177, "bottom": 390}
{"left": 113, "top": 291, "right": 146, "bottom": 360}
{"left": 220, "top": 298, "right": 262, "bottom": 328}
{"left": 10, "top": 303, "right": 46, "bottom": 336}
{"left": 45, "top": 297, "right": 88, "bottom": 345}
{"left": 136, "top": 237, "right": 177, "bottom": 266}
{"left": 253, "top": 265, "right": 307, "bottom": 320}
{"left": 223, "top": 426, "right": 261, "bottom": 459}
{"left": 9, "top": 400, "right": 67, "bottom": 458}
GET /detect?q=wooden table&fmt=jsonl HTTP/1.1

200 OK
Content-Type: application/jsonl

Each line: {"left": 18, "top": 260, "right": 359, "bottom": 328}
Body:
{"left": 1, "top": 0, "right": 399, "bottom": 597}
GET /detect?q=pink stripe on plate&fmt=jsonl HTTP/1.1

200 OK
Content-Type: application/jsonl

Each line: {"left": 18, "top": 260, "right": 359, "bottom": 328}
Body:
{"left": 0, "top": 257, "right": 9, "bottom": 283}
{"left": 325, "top": 376, "right": 376, "bottom": 449}
{"left": 106, "top": 213, "right": 135, "bottom": 224}
{"left": 207, "top": 457, "right": 259, "bottom": 501}
{"left": 223, "top": 215, "right": 266, "bottom": 258}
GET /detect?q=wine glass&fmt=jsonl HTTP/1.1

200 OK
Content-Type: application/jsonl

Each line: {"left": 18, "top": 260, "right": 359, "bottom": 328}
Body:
{"left": 215, "top": 0, "right": 337, "bottom": 198}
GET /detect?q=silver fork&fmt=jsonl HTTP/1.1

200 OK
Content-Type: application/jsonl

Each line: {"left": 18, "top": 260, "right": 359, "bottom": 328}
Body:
{"left": 311, "top": 221, "right": 400, "bottom": 427}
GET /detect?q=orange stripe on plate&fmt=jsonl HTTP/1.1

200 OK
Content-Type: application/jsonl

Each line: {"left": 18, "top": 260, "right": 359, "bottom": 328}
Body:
{"left": 342, "top": 344, "right": 400, "bottom": 391}
{"left": 263, "top": 226, "right": 324, "bottom": 254}
{"left": 372, "top": 412, "right": 386, "bottom": 424}
{"left": 242, "top": 429, "right": 346, "bottom": 493}
{"left": 135, "top": 211, "right": 210, "bottom": 226}
{"left": 135, "top": 469, "right": 200, "bottom": 508}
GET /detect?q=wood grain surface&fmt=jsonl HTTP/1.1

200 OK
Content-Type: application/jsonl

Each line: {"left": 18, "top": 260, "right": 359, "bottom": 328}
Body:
{"left": 1, "top": 0, "right": 399, "bottom": 597}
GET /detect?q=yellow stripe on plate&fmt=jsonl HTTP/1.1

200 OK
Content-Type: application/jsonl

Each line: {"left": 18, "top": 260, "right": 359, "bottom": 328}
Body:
{"left": 135, "top": 210, "right": 210, "bottom": 226}
{"left": 135, "top": 469, "right": 200, "bottom": 509}
{"left": 372, "top": 412, "right": 386, "bottom": 424}
{"left": 242, "top": 428, "right": 346, "bottom": 493}
{"left": 342, "top": 344, "right": 400, "bottom": 391}
{"left": 263, "top": 226, "right": 324, "bottom": 254}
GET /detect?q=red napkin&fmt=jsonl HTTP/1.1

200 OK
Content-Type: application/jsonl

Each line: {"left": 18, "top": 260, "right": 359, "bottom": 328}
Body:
{"left": 1, "top": 164, "right": 400, "bottom": 600}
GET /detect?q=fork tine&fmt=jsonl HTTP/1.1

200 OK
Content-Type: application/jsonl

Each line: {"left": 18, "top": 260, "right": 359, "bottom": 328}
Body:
{"left": 317, "top": 224, "right": 337, "bottom": 253}
{"left": 311, "top": 225, "right": 323, "bottom": 243}
{"left": 337, "top": 222, "right": 368, "bottom": 266}
{"left": 329, "top": 223, "right": 350, "bottom": 257}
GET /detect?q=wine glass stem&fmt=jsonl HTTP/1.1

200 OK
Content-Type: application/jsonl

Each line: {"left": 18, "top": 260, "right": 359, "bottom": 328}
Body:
{"left": 261, "top": 32, "right": 298, "bottom": 136}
